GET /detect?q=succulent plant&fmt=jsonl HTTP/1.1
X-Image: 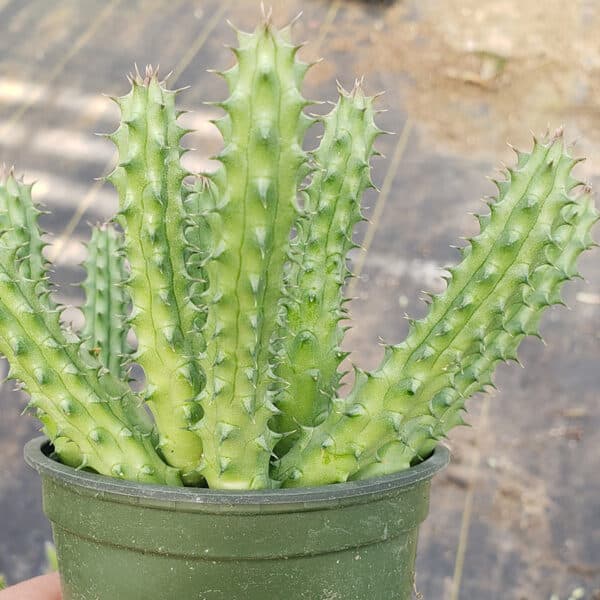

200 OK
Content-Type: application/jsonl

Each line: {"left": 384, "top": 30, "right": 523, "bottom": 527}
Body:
{"left": 0, "top": 17, "right": 596, "bottom": 490}
{"left": 81, "top": 224, "right": 131, "bottom": 379}
{"left": 0, "top": 172, "right": 181, "bottom": 486}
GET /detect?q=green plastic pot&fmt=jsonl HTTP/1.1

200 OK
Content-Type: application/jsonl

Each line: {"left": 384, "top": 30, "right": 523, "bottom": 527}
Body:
{"left": 24, "top": 437, "right": 449, "bottom": 600}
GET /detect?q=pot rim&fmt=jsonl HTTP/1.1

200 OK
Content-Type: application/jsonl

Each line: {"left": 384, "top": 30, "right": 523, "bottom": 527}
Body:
{"left": 25, "top": 436, "right": 449, "bottom": 508}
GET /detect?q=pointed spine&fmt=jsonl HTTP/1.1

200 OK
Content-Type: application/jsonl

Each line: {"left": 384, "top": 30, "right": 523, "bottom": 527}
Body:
{"left": 107, "top": 68, "right": 204, "bottom": 483}
{"left": 183, "top": 174, "right": 217, "bottom": 333}
{"left": 81, "top": 224, "right": 131, "bottom": 378}
{"left": 0, "top": 172, "right": 181, "bottom": 486}
{"left": 275, "top": 134, "right": 598, "bottom": 487}
{"left": 273, "top": 83, "right": 380, "bottom": 451}
{"left": 195, "top": 22, "right": 310, "bottom": 489}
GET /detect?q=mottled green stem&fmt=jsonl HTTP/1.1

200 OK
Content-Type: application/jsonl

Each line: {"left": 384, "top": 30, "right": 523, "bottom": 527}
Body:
{"left": 276, "top": 133, "right": 598, "bottom": 487}
{"left": 82, "top": 224, "right": 131, "bottom": 378}
{"left": 273, "top": 83, "right": 380, "bottom": 453}
{"left": 1, "top": 17, "right": 596, "bottom": 493}
{"left": 0, "top": 172, "right": 180, "bottom": 485}
{"left": 194, "top": 22, "right": 312, "bottom": 488}
{"left": 183, "top": 175, "right": 218, "bottom": 325}
{"left": 107, "top": 68, "right": 204, "bottom": 483}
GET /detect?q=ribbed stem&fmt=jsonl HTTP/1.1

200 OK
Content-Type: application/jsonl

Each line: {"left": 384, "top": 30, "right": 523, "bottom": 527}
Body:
{"left": 274, "top": 83, "right": 380, "bottom": 453}
{"left": 0, "top": 172, "right": 180, "bottom": 486}
{"left": 82, "top": 224, "right": 131, "bottom": 378}
{"left": 276, "top": 134, "right": 598, "bottom": 487}
{"left": 107, "top": 68, "right": 204, "bottom": 483}
{"left": 194, "top": 23, "right": 311, "bottom": 489}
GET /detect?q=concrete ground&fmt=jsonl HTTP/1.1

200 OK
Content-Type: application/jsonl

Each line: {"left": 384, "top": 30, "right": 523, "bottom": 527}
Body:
{"left": 0, "top": 1, "right": 598, "bottom": 598}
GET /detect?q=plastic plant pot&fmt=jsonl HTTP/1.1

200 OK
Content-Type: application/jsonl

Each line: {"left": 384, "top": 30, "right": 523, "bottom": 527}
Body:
{"left": 25, "top": 437, "right": 449, "bottom": 600}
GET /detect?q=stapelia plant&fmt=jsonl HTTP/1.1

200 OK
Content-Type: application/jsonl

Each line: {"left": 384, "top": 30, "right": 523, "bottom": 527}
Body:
{"left": 0, "top": 18, "right": 596, "bottom": 490}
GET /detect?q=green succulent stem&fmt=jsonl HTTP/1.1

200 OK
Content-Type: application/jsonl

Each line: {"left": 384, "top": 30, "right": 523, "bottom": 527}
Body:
{"left": 183, "top": 175, "right": 218, "bottom": 329}
{"left": 193, "top": 22, "right": 312, "bottom": 489}
{"left": 81, "top": 224, "right": 131, "bottom": 378}
{"left": 107, "top": 67, "right": 204, "bottom": 484}
{"left": 0, "top": 172, "right": 181, "bottom": 486}
{"left": 275, "top": 133, "right": 598, "bottom": 487}
{"left": 273, "top": 83, "right": 380, "bottom": 452}
{"left": 0, "top": 18, "right": 596, "bottom": 493}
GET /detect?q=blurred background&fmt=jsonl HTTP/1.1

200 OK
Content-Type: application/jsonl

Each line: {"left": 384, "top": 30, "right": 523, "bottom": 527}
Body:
{"left": 0, "top": 1, "right": 598, "bottom": 598}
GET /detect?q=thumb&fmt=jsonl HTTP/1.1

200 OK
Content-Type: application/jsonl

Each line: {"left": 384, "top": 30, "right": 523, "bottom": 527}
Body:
{"left": 0, "top": 572, "right": 61, "bottom": 600}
